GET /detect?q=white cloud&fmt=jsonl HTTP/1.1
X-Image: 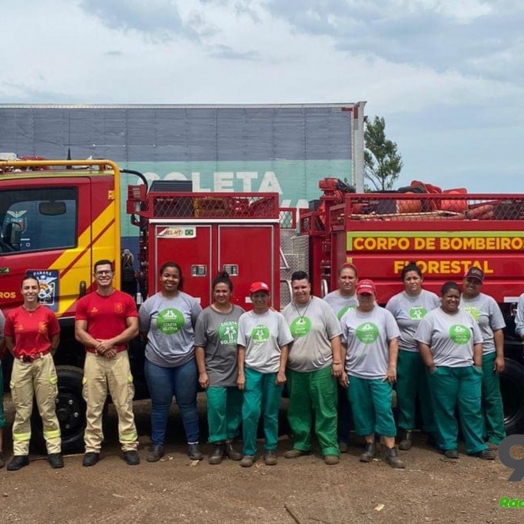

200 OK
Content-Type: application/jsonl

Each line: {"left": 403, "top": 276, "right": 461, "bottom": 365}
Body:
{"left": 0, "top": 0, "right": 522, "bottom": 191}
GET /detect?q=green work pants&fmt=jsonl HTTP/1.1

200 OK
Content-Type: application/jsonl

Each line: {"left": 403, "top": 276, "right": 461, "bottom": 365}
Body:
{"left": 396, "top": 350, "right": 436, "bottom": 435}
{"left": 347, "top": 376, "right": 396, "bottom": 437}
{"left": 287, "top": 366, "right": 339, "bottom": 457}
{"left": 427, "top": 366, "right": 486, "bottom": 454}
{"left": 206, "top": 386, "right": 242, "bottom": 444}
{"left": 481, "top": 352, "right": 506, "bottom": 445}
{"left": 242, "top": 368, "right": 283, "bottom": 456}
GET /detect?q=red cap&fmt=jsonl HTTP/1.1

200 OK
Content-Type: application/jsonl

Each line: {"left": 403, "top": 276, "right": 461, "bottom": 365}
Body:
{"left": 249, "top": 281, "right": 270, "bottom": 294}
{"left": 356, "top": 279, "right": 376, "bottom": 294}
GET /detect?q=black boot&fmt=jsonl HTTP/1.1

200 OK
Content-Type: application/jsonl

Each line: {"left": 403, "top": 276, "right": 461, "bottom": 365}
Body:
{"left": 48, "top": 453, "right": 64, "bottom": 469}
{"left": 224, "top": 441, "right": 242, "bottom": 461}
{"left": 385, "top": 447, "right": 406, "bottom": 469}
{"left": 359, "top": 443, "right": 376, "bottom": 463}
{"left": 208, "top": 444, "right": 225, "bottom": 465}
{"left": 398, "top": 431, "right": 413, "bottom": 451}
{"left": 7, "top": 455, "right": 29, "bottom": 471}
{"left": 188, "top": 443, "right": 203, "bottom": 461}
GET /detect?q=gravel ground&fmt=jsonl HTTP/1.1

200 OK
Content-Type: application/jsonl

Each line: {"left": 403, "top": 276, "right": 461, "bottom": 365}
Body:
{"left": 0, "top": 395, "right": 522, "bottom": 524}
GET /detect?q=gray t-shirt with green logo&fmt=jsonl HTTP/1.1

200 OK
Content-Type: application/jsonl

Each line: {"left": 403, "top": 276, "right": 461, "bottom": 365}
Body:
{"left": 323, "top": 291, "right": 358, "bottom": 320}
{"left": 194, "top": 305, "right": 245, "bottom": 387}
{"left": 386, "top": 290, "right": 440, "bottom": 352}
{"left": 340, "top": 306, "right": 400, "bottom": 379}
{"left": 139, "top": 292, "right": 202, "bottom": 367}
{"left": 283, "top": 297, "right": 342, "bottom": 373}
{"left": 460, "top": 293, "right": 505, "bottom": 355}
{"left": 237, "top": 309, "right": 294, "bottom": 374}
{"left": 414, "top": 307, "right": 483, "bottom": 367}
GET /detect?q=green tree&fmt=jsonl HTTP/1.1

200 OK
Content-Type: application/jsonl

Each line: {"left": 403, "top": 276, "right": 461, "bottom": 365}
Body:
{"left": 364, "top": 116, "right": 403, "bottom": 191}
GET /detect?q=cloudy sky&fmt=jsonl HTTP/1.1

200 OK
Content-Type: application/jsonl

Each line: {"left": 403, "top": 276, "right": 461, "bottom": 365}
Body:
{"left": 1, "top": 0, "right": 522, "bottom": 192}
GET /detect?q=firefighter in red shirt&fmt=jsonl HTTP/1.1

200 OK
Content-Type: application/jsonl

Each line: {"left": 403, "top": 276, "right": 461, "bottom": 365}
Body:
{"left": 75, "top": 259, "right": 140, "bottom": 466}
{"left": 4, "top": 276, "right": 62, "bottom": 471}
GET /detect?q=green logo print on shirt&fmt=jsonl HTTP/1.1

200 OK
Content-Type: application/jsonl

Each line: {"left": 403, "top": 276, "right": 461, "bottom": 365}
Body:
{"left": 462, "top": 306, "right": 480, "bottom": 322}
{"left": 338, "top": 305, "right": 356, "bottom": 320}
{"left": 251, "top": 325, "right": 270, "bottom": 343}
{"left": 290, "top": 316, "right": 312, "bottom": 337}
{"left": 409, "top": 306, "right": 427, "bottom": 320}
{"left": 449, "top": 325, "right": 471, "bottom": 345}
{"left": 156, "top": 308, "right": 185, "bottom": 335}
{"left": 219, "top": 321, "right": 238, "bottom": 345}
{"left": 356, "top": 322, "right": 379, "bottom": 344}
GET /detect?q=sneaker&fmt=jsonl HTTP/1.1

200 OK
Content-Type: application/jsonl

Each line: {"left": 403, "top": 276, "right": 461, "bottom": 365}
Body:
{"left": 398, "top": 431, "right": 413, "bottom": 451}
{"left": 443, "top": 449, "right": 459, "bottom": 459}
{"left": 263, "top": 450, "right": 277, "bottom": 466}
{"left": 385, "top": 447, "right": 405, "bottom": 469}
{"left": 240, "top": 455, "right": 255, "bottom": 467}
{"left": 359, "top": 443, "right": 376, "bottom": 463}
{"left": 0, "top": 452, "right": 4, "bottom": 469}
{"left": 123, "top": 450, "right": 140, "bottom": 466}
{"left": 209, "top": 444, "right": 225, "bottom": 465}
{"left": 187, "top": 443, "right": 203, "bottom": 461}
{"left": 324, "top": 455, "right": 340, "bottom": 465}
{"left": 284, "top": 449, "right": 309, "bottom": 459}
{"left": 7, "top": 455, "right": 29, "bottom": 471}
{"left": 147, "top": 444, "right": 165, "bottom": 463}
{"left": 485, "top": 441, "right": 499, "bottom": 450}
{"left": 338, "top": 441, "right": 349, "bottom": 454}
{"left": 48, "top": 453, "right": 64, "bottom": 469}
{"left": 82, "top": 452, "right": 100, "bottom": 467}
{"left": 224, "top": 441, "right": 242, "bottom": 461}
{"left": 474, "top": 449, "right": 496, "bottom": 460}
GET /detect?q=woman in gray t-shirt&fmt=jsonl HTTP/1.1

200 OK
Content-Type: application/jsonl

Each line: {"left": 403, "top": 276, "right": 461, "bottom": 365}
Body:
{"left": 139, "top": 262, "right": 202, "bottom": 463}
{"left": 385, "top": 262, "right": 440, "bottom": 451}
{"left": 415, "top": 281, "right": 494, "bottom": 461}
{"left": 195, "top": 272, "right": 244, "bottom": 465}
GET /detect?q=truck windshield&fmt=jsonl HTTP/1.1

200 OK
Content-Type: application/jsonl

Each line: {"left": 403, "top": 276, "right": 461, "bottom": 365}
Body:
{"left": 0, "top": 187, "right": 77, "bottom": 253}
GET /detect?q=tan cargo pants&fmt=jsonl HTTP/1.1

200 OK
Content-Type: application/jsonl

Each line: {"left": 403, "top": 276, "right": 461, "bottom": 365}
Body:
{"left": 83, "top": 351, "right": 138, "bottom": 453}
{"left": 10, "top": 353, "right": 61, "bottom": 455}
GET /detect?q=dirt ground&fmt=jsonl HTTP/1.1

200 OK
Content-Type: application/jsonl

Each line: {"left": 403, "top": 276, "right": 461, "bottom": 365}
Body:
{"left": 0, "top": 395, "right": 522, "bottom": 524}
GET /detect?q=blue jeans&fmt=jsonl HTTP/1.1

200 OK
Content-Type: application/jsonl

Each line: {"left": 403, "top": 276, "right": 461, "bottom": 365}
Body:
{"left": 144, "top": 358, "right": 199, "bottom": 445}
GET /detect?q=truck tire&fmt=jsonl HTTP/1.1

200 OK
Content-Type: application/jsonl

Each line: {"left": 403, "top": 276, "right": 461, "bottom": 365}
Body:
{"left": 32, "top": 365, "right": 86, "bottom": 454}
{"left": 500, "top": 359, "right": 524, "bottom": 435}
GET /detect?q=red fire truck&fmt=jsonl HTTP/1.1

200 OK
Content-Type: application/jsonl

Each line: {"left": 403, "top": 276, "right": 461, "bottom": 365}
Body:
{"left": 0, "top": 159, "right": 523, "bottom": 452}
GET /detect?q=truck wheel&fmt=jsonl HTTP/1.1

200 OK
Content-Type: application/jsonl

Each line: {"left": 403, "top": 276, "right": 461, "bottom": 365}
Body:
{"left": 55, "top": 366, "right": 86, "bottom": 453}
{"left": 500, "top": 359, "right": 524, "bottom": 435}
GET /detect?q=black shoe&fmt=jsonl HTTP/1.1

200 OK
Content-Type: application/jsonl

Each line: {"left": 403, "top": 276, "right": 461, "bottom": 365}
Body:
{"left": 48, "top": 453, "right": 64, "bottom": 469}
{"left": 473, "top": 449, "right": 496, "bottom": 460}
{"left": 224, "top": 441, "right": 242, "bottom": 461}
{"left": 443, "top": 449, "right": 459, "bottom": 459}
{"left": 124, "top": 450, "right": 140, "bottom": 466}
{"left": 385, "top": 447, "right": 405, "bottom": 469}
{"left": 147, "top": 444, "right": 165, "bottom": 463}
{"left": 360, "top": 443, "right": 376, "bottom": 463}
{"left": 0, "top": 452, "right": 4, "bottom": 469}
{"left": 263, "top": 450, "right": 278, "bottom": 466}
{"left": 398, "top": 431, "right": 413, "bottom": 451}
{"left": 82, "top": 452, "right": 100, "bottom": 467}
{"left": 7, "top": 455, "right": 29, "bottom": 471}
{"left": 208, "top": 444, "right": 225, "bottom": 465}
{"left": 188, "top": 443, "right": 203, "bottom": 461}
